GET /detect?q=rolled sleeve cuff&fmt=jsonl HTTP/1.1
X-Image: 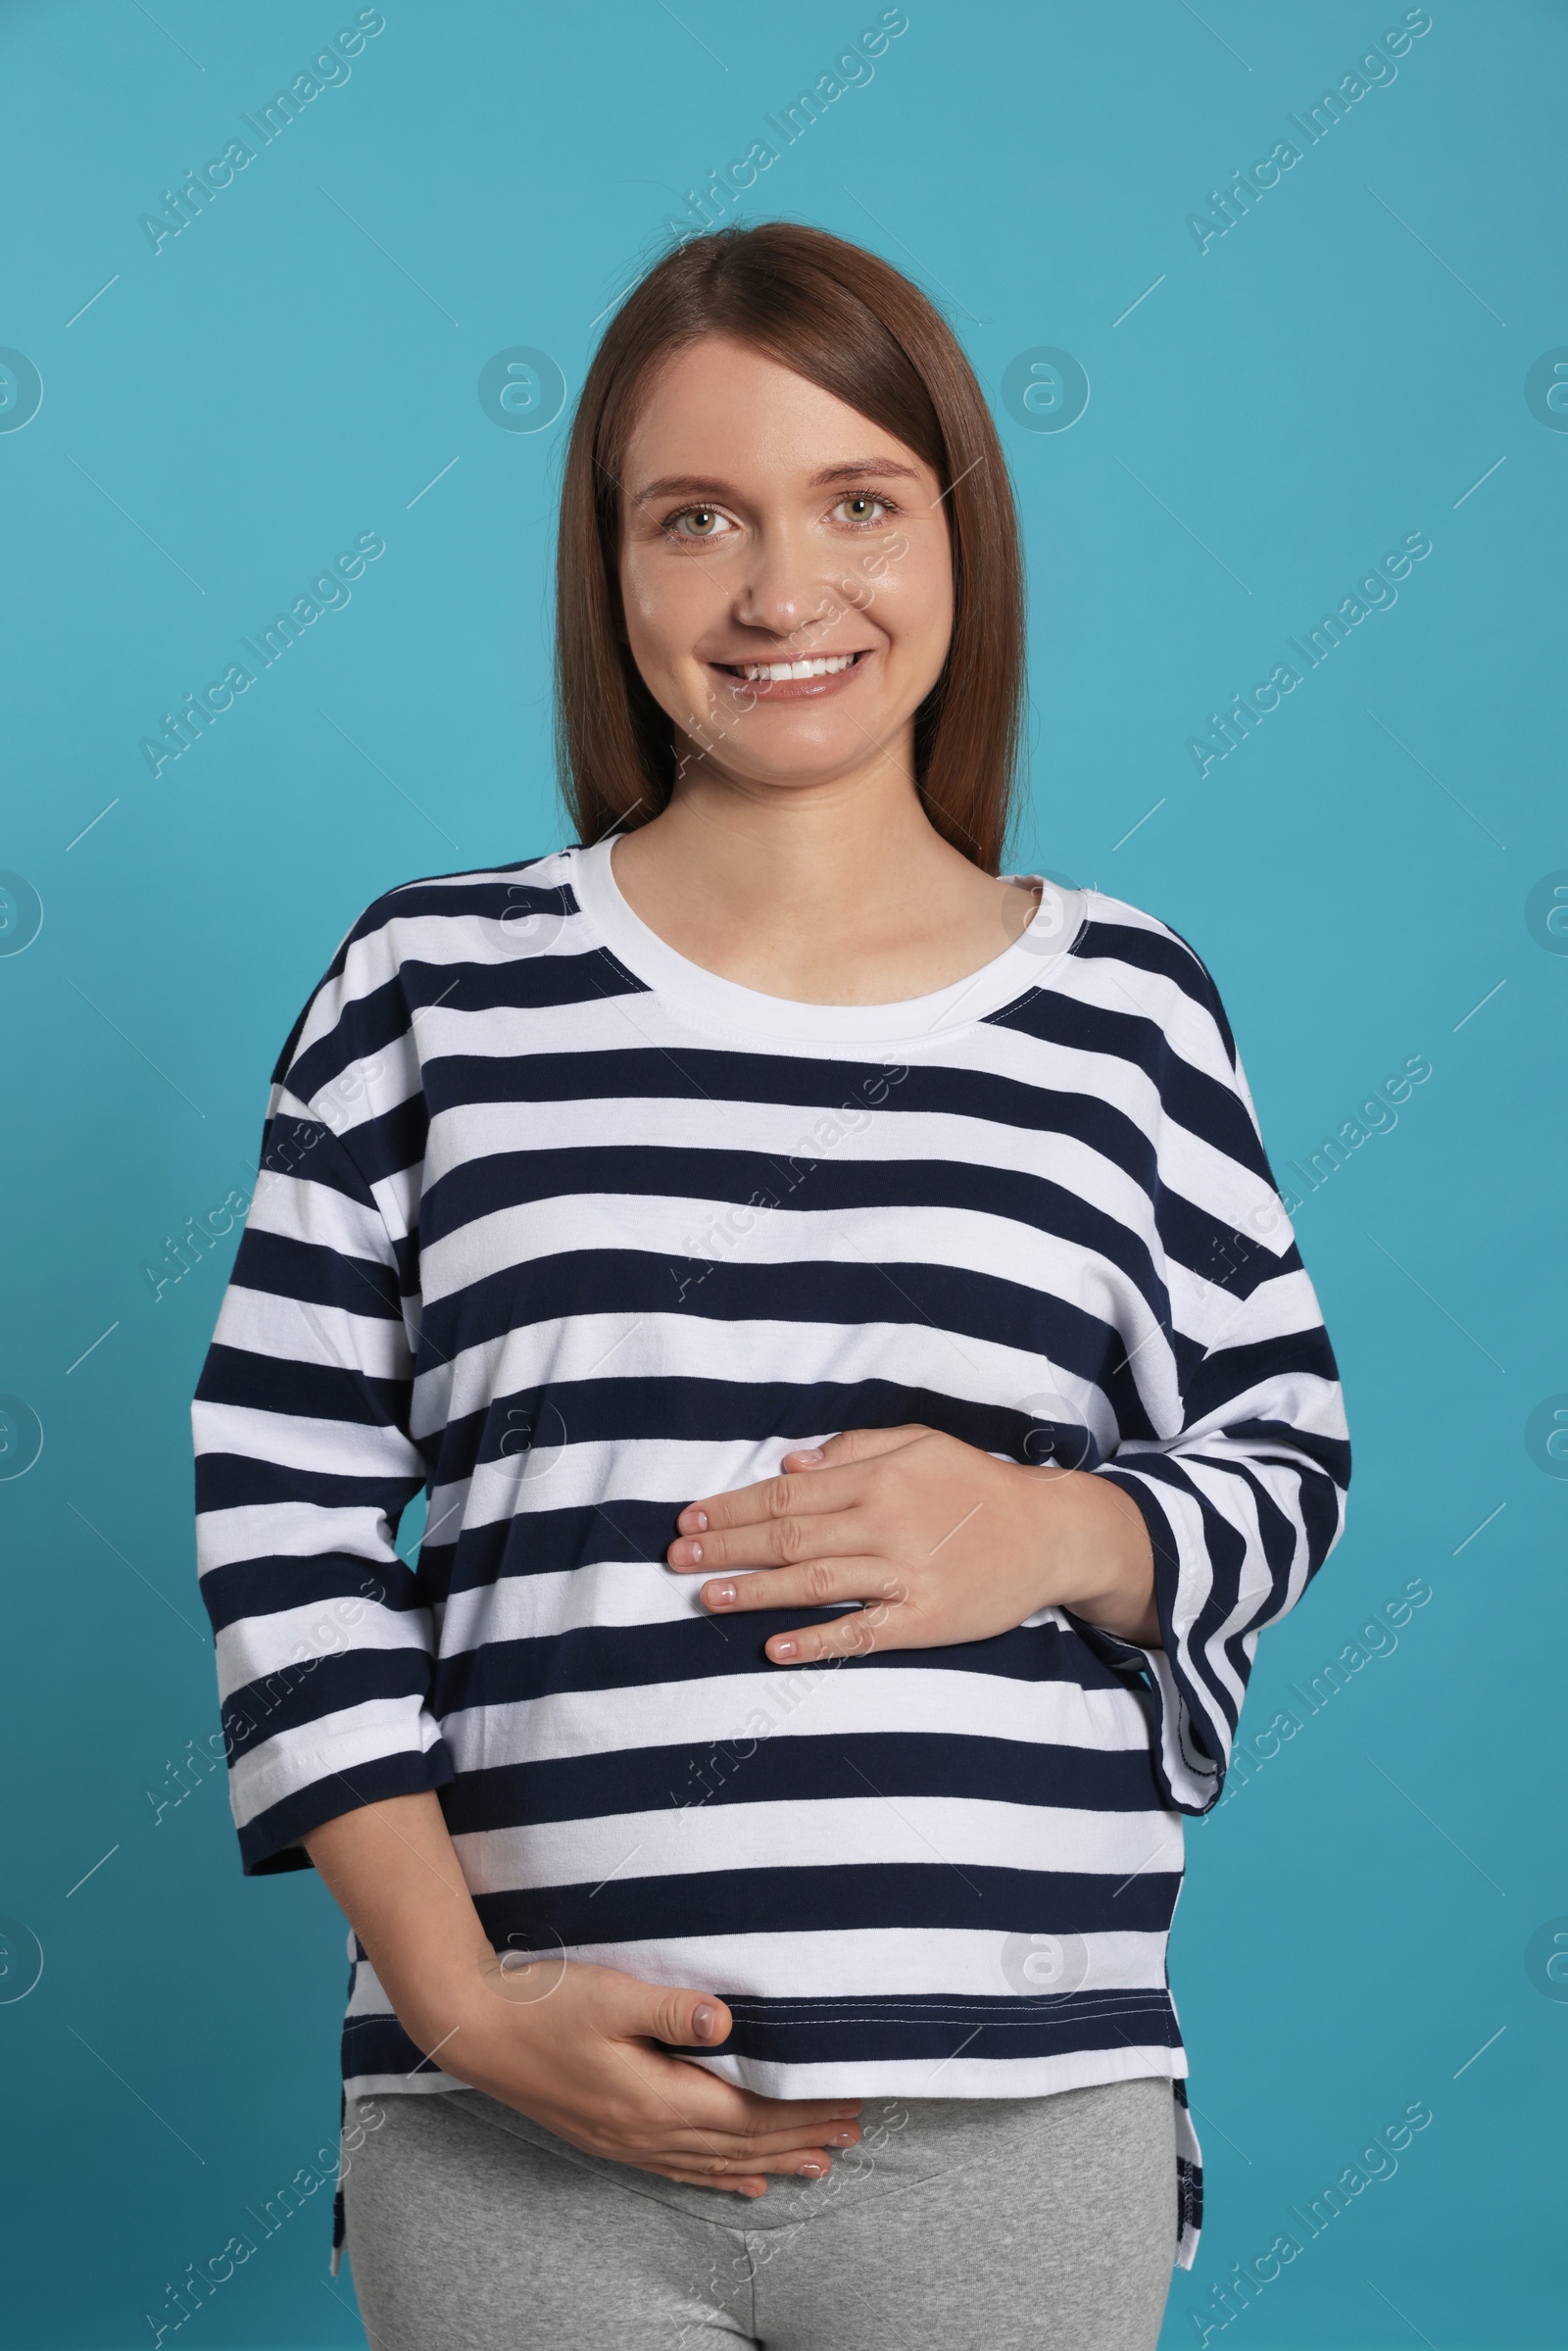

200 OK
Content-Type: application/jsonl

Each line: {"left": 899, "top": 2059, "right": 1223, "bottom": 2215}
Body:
{"left": 238, "top": 1739, "right": 456, "bottom": 1876}
{"left": 1087, "top": 1465, "right": 1225, "bottom": 1816}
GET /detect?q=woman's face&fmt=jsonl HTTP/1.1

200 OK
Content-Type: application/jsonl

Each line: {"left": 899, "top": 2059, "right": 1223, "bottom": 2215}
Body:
{"left": 617, "top": 334, "right": 954, "bottom": 799}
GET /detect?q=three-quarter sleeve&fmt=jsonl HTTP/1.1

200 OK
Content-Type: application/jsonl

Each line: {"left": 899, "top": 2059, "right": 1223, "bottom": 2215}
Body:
{"left": 193, "top": 952, "right": 451, "bottom": 1874}
{"left": 1082, "top": 939, "right": 1350, "bottom": 1815}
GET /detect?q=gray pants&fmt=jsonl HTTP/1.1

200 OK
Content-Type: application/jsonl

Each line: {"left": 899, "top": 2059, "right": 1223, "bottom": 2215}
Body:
{"left": 341, "top": 2076, "right": 1176, "bottom": 2349}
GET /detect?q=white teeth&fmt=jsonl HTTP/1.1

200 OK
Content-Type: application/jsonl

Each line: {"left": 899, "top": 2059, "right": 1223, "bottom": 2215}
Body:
{"left": 737, "top": 652, "right": 860, "bottom": 682}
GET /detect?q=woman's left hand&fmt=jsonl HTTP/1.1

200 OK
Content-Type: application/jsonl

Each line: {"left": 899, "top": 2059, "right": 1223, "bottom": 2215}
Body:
{"left": 665, "top": 1425, "right": 1160, "bottom": 1660}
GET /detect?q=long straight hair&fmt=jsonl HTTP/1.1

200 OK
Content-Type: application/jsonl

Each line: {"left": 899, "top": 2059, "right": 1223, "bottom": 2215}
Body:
{"left": 554, "top": 221, "right": 1027, "bottom": 873}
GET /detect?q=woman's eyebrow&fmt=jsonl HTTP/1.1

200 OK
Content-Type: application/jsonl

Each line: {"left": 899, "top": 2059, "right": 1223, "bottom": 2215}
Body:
{"left": 631, "top": 458, "right": 923, "bottom": 505}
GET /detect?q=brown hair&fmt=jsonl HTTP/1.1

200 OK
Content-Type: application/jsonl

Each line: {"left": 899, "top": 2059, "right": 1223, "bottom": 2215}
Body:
{"left": 553, "top": 221, "right": 1027, "bottom": 874}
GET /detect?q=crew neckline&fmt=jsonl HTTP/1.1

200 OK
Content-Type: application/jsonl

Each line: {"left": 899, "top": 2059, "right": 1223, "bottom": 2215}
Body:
{"left": 567, "top": 836, "right": 1089, "bottom": 1049}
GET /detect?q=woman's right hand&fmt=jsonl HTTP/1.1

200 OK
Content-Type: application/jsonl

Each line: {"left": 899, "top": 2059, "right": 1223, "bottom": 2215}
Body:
{"left": 303, "top": 1790, "right": 860, "bottom": 2198}
{"left": 429, "top": 1952, "right": 862, "bottom": 2196}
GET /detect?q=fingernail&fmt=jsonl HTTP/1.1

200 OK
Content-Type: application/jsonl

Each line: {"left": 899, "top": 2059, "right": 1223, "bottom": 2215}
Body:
{"left": 684, "top": 1541, "right": 703, "bottom": 1565}
{"left": 692, "top": 2003, "right": 715, "bottom": 2039}
{"left": 688, "top": 1509, "right": 710, "bottom": 1532}
{"left": 794, "top": 1447, "right": 824, "bottom": 1464}
{"left": 771, "top": 1639, "right": 798, "bottom": 1660}
{"left": 800, "top": 2159, "right": 826, "bottom": 2178}
{"left": 709, "top": 1582, "right": 736, "bottom": 1606}
{"left": 826, "top": 2130, "right": 857, "bottom": 2146}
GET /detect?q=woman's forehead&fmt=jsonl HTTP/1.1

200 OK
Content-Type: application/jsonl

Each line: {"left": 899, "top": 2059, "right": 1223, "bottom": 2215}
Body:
{"left": 621, "top": 338, "right": 931, "bottom": 496}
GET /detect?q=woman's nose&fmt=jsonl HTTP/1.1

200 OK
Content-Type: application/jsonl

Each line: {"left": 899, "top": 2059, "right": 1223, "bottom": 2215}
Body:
{"left": 732, "top": 528, "right": 830, "bottom": 647}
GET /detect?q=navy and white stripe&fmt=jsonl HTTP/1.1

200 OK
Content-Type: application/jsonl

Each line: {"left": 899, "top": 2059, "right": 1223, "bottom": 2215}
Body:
{"left": 193, "top": 839, "right": 1348, "bottom": 2272}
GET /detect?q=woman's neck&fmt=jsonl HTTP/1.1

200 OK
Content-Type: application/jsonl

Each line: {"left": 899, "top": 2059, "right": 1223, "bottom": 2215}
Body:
{"left": 605, "top": 758, "right": 1040, "bottom": 1005}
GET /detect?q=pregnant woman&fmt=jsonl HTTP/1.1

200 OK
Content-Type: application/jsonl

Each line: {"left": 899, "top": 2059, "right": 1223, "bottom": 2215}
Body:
{"left": 194, "top": 221, "right": 1348, "bottom": 2349}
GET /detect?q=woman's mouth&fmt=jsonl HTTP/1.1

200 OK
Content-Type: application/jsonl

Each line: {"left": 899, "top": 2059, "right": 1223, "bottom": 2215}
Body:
{"left": 710, "top": 649, "right": 873, "bottom": 699}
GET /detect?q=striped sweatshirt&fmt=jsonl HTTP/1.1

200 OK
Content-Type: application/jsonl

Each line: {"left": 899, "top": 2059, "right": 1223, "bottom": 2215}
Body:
{"left": 193, "top": 838, "right": 1349, "bottom": 2273}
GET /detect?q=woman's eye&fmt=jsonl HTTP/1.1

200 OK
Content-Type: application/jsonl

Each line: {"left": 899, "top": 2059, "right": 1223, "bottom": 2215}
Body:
{"left": 834, "top": 493, "right": 891, "bottom": 526}
{"left": 667, "top": 507, "right": 732, "bottom": 540}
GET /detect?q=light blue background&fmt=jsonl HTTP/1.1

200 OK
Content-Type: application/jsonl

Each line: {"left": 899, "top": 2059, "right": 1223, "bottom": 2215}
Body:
{"left": 1, "top": 3, "right": 1563, "bottom": 2343}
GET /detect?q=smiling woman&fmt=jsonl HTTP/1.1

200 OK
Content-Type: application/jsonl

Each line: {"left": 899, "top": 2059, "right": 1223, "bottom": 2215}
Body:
{"left": 557, "top": 223, "right": 1023, "bottom": 891}
{"left": 192, "top": 220, "right": 1348, "bottom": 2350}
